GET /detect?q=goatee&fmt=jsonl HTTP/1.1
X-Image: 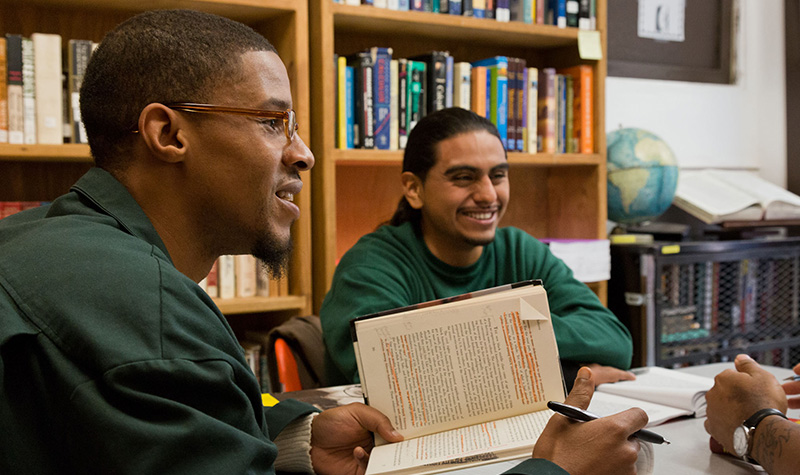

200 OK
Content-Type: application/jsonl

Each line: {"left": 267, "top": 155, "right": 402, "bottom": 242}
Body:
{"left": 252, "top": 236, "right": 292, "bottom": 279}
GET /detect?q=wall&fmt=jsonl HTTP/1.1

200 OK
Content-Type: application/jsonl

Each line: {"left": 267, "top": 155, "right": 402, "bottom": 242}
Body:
{"left": 606, "top": 0, "right": 787, "bottom": 186}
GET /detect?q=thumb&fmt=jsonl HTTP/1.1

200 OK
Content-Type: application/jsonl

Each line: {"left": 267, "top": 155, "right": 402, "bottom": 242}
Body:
{"left": 735, "top": 354, "right": 761, "bottom": 375}
{"left": 563, "top": 366, "right": 595, "bottom": 410}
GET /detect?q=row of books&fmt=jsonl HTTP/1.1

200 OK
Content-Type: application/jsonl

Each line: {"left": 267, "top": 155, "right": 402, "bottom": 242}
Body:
{"left": 334, "top": 0, "right": 598, "bottom": 30}
{"left": 0, "top": 201, "right": 45, "bottom": 219}
{"left": 0, "top": 33, "right": 95, "bottom": 145}
{"left": 239, "top": 332, "right": 275, "bottom": 393}
{"left": 198, "top": 254, "right": 288, "bottom": 300}
{"left": 336, "top": 48, "right": 593, "bottom": 154}
{"left": 657, "top": 258, "right": 799, "bottom": 346}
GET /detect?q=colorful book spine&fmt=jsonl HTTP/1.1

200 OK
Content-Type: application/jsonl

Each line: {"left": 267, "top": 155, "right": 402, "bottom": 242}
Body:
{"left": 449, "top": 0, "right": 463, "bottom": 15}
{"left": 514, "top": 57, "right": 526, "bottom": 152}
{"left": 349, "top": 51, "right": 375, "bottom": 149}
{"left": 407, "top": 60, "right": 426, "bottom": 136}
{"left": 495, "top": 0, "right": 510, "bottom": 21}
{"left": 345, "top": 65, "right": 355, "bottom": 149}
{"left": 337, "top": 55, "right": 347, "bottom": 149}
{"left": 445, "top": 54, "right": 454, "bottom": 108}
{"left": 537, "top": 67, "right": 556, "bottom": 153}
{"left": 470, "top": 65, "right": 487, "bottom": 117}
{"left": 558, "top": 64, "right": 593, "bottom": 153}
{"left": 472, "top": 56, "right": 508, "bottom": 149}
{"left": 578, "top": 0, "right": 591, "bottom": 29}
{"left": 398, "top": 0, "right": 410, "bottom": 9}
{"left": 473, "top": 0, "right": 486, "bottom": 18}
{"left": 370, "top": 46, "right": 393, "bottom": 150}
{"left": 411, "top": 51, "right": 449, "bottom": 116}
{"left": 6, "top": 34, "right": 23, "bottom": 144}
{"left": 549, "top": 0, "right": 566, "bottom": 27}
{"left": 566, "top": 0, "right": 579, "bottom": 27}
{"left": 506, "top": 58, "right": 517, "bottom": 151}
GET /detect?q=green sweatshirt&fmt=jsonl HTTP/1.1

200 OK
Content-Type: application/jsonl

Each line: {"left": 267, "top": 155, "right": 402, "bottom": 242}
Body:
{"left": 0, "top": 168, "right": 315, "bottom": 474}
{"left": 320, "top": 222, "right": 632, "bottom": 384}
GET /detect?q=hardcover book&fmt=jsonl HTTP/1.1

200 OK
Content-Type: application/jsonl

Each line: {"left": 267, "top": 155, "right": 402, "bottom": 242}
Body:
{"left": 6, "top": 33, "right": 24, "bottom": 144}
{"left": 67, "top": 39, "right": 93, "bottom": 144}
{"left": 32, "top": 33, "right": 63, "bottom": 144}
{"left": 0, "top": 37, "right": 7, "bottom": 143}
{"left": 472, "top": 56, "right": 508, "bottom": 150}
{"left": 350, "top": 280, "right": 566, "bottom": 475}
{"left": 348, "top": 51, "right": 375, "bottom": 149}
{"left": 410, "top": 51, "right": 449, "bottom": 116}
{"left": 21, "top": 37, "right": 35, "bottom": 144}
{"left": 370, "top": 47, "right": 393, "bottom": 150}
{"left": 536, "top": 67, "right": 556, "bottom": 153}
{"left": 558, "top": 65, "right": 593, "bottom": 153}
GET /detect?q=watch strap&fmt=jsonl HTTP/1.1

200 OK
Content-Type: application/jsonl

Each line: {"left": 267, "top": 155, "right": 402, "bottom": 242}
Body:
{"left": 744, "top": 408, "right": 787, "bottom": 430}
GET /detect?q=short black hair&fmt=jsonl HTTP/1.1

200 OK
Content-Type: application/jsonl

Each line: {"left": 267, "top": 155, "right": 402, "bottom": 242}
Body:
{"left": 80, "top": 9, "right": 277, "bottom": 171}
{"left": 388, "top": 107, "right": 505, "bottom": 227}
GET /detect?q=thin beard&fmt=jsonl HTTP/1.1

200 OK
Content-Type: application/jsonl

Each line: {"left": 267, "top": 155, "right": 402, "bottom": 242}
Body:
{"left": 252, "top": 236, "right": 292, "bottom": 279}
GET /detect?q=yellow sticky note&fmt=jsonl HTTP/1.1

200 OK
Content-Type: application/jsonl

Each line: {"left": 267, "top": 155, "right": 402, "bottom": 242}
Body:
{"left": 578, "top": 30, "right": 603, "bottom": 60}
{"left": 661, "top": 245, "right": 681, "bottom": 255}
{"left": 262, "top": 393, "right": 280, "bottom": 407}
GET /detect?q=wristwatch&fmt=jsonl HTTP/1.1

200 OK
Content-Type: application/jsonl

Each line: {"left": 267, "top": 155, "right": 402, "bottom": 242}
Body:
{"left": 732, "top": 408, "right": 788, "bottom": 460}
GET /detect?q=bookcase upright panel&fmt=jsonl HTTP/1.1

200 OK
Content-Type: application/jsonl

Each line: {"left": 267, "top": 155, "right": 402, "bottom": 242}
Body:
{"left": 1, "top": 0, "right": 313, "bottom": 324}
{"left": 310, "top": 1, "right": 609, "bottom": 311}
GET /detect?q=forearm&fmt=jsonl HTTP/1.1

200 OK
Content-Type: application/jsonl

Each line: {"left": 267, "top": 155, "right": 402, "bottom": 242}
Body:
{"left": 751, "top": 415, "right": 800, "bottom": 475}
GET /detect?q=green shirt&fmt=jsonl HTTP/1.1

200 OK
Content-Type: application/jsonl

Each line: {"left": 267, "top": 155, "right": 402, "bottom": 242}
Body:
{"left": 320, "top": 222, "right": 632, "bottom": 384}
{"left": 0, "top": 168, "right": 314, "bottom": 474}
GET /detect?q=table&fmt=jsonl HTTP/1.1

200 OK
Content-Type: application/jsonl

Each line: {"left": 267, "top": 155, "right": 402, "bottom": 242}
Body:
{"left": 276, "top": 363, "right": 798, "bottom": 475}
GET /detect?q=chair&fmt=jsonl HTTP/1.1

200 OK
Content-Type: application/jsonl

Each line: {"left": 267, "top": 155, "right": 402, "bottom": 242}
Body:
{"left": 266, "top": 315, "right": 327, "bottom": 392}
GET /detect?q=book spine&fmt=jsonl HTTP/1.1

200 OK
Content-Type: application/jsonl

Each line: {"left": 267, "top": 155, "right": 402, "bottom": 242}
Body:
{"left": 515, "top": 58, "right": 526, "bottom": 152}
{"left": 462, "top": 0, "right": 474, "bottom": 16}
{"left": 21, "top": 38, "right": 36, "bottom": 144}
{"left": 526, "top": 67, "right": 538, "bottom": 153}
{"left": 205, "top": 259, "right": 219, "bottom": 298}
{"left": 445, "top": 55, "right": 454, "bottom": 108}
{"left": 235, "top": 255, "right": 257, "bottom": 298}
{"left": 398, "top": 0, "right": 410, "bottom": 9}
{"left": 495, "top": 0, "right": 510, "bottom": 21}
{"left": 0, "top": 38, "right": 6, "bottom": 143}
{"left": 390, "top": 58, "right": 399, "bottom": 151}
{"left": 408, "top": 60, "right": 425, "bottom": 136}
{"left": 559, "top": 65, "right": 593, "bottom": 153}
{"left": 218, "top": 255, "right": 236, "bottom": 299}
{"left": 449, "top": 0, "right": 462, "bottom": 15}
{"left": 32, "top": 33, "right": 63, "bottom": 145}
{"left": 521, "top": 67, "right": 528, "bottom": 151}
{"left": 397, "top": 58, "right": 408, "bottom": 149}
{"left": 556, "top": 74, "right": 566, "bottom": 153}
{"left": 349, "top": 52, "right": 374, "bottom": 149}
{"left": 439, "top": 0, "right": 448, "bottom": 13}
{"left": 345, "top": 65, "right": 355, "bottom": 149}
{"left": 566, "top": 0, "right": 579, "bottom": 27}
{"left": 6, "top": 34, "right": 23, "bottom": 144}
{"left": 537, "top": 67, "right": 556, "bottom": 153}
{"left": 473, "top": 0, "right": 486, "bottom": 18}
{"left": 453, "top": 61, "right": 471, "bottom": 109}
{"left": 564, "top": 74, "right": 574, "bottom": 153}
{"left": 550, "top": 0, "right": 566, "bottom": 27}
{"left": 370, "top": 46, "right": 393, "bottom": 150}
{"left": 536, "top": 0, "right": 545, "bottom": 24}
{"left": 68, "top": 39, "right": 93, "bottom": 144}
{"left": 470, "top": 65, "right": 486, "bottom": 117}
{"left": 578, "top": 0, "right": 591, "bottom": 29}
{"left": 337, "top": 55, "right": 347, "bottom": 149}
{"left": 506, "top": 58, "right": 517, "bottom": 151}
{"left": 413, "top": 51, "right": 448, "bottom": 115}
{"left": 486, "top": 0, "right": 494, "bottom": 18}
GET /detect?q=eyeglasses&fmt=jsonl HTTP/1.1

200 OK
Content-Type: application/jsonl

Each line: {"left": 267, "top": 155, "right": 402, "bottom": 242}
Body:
{"left": 164, "top": 103, "right": 298, "bottom": 140}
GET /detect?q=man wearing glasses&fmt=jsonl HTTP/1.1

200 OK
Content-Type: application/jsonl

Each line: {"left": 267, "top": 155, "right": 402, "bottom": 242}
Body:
{"left": 0, "top": 9, "right": 646, "bottom": 475}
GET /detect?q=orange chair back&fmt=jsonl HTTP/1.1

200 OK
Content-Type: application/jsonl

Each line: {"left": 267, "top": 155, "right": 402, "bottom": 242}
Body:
{"left": 274, "top": 337, "right": 303, "bottom": 392}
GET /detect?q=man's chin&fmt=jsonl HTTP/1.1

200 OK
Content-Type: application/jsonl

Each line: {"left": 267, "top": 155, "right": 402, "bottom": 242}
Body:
{"left": 252, "top": 236, "right": 292, "bottom": 279}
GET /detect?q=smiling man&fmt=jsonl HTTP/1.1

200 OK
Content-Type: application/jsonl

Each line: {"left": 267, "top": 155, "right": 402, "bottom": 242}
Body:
{"left": 0, "top": 9, "right": 406, "bottom": 474}
{"left": 320, "top": 107, "right": 635, "bottom": 387}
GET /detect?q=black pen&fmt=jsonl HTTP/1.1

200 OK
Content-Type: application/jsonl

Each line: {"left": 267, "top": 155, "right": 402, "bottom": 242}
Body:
{"left": 547, "top": 401, "right": 671, "bottom": 445}
{"left": 784, "top": 374, "right": 800, "bottom": 381}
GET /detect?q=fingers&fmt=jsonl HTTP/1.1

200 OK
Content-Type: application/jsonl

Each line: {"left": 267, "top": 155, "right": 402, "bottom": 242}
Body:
{"left": 354, "top": 446, "right": 369, "bottom": 475}
{"left": 734, "top": 353, "right": 761, "bottom": 375}
{"left": 612, "top": 407, "right": 650, "bottom": 435}
{"left": 349, "top": 403, "right": 404, "bottom": 443}
{"left": 563, "top": 366, "right": 595, "bottom": 410}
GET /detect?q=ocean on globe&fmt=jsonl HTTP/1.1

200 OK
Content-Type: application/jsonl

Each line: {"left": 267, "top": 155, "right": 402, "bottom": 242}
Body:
{"left": 607, "top": 128, "right": 678, "bottom": 225}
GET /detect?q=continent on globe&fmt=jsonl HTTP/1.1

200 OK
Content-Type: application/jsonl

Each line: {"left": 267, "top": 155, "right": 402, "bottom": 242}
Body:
{"left": 607, "top": 128, "right": 678, "bottom": 225}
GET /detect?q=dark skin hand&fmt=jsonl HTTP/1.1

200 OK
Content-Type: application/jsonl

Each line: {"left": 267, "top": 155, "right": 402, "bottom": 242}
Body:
{"left": 533, "top": 367, "right": 648, "bottom": 475}
{"left": 310, "top": 402, "right": 403, "bottom": 475}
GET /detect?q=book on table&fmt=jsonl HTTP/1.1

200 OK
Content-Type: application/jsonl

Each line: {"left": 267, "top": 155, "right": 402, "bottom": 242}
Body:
{"left": 350, "top": 280, "right": 567, "bottom": 475}
{"left": 588, "top": 366, "right": 714, "bottom": 427}
{"left": 674, "top": 169, "right": 800, "bottom": 224}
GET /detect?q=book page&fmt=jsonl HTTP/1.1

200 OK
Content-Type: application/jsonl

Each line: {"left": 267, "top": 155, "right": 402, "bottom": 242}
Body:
{"left": 595, "top": 367, "right": 713, "bottom": 417}
{"left": 587, "top": 391, "right": 693, "bottom": 427}
{"left": 354, "top": 285, "right": 565, "bottom": 441}
{"left": 365, "top": 409, "right": 552, "bottom": 475}
{"left": 708, "top": 170, "right": 800, "bottom": 220}
{"left": 674, "top": 171, "right": 763, "bottom": 222}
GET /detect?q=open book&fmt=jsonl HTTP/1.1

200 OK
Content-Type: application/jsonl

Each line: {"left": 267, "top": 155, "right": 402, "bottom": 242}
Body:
{"left": 674, "top": 169, "right": 800, "bottom": 224}
{"left": 588, "top": 366, "right": 714, "bottom": 427}
{"left": 350, "top": 281, "right": 566, "bottom": 475}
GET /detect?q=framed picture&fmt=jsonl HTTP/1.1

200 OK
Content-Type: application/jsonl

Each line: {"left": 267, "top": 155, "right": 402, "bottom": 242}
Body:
{"left": 607, "top": 0, "right": 735, "bottom": 84}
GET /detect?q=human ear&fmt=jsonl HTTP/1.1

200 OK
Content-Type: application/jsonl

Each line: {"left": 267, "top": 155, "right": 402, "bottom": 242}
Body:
{"left": 137, "top": 103, "right": 187, "bottom": 164}
{"left": 401, "top": 171, "right": 424, "bottom": 210}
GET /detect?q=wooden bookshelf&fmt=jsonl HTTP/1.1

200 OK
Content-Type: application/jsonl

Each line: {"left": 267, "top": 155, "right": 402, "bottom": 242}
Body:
{"left": 309, "top": 1, "right": 609, "bottom": 311}
{"left": 1, "top": 0, "right": 313, "bottom": 320}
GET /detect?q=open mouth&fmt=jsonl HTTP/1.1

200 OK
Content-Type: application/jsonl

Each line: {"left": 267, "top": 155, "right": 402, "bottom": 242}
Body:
{"left": 462, "top": 210, "right": 496, "bottom": 221}
{"left": 276, "top": 190, "right": 294, "bottom": 202}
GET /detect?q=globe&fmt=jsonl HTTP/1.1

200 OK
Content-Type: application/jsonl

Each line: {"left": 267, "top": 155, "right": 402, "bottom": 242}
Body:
{"left": 607, "top": 128, "right": 678, "bottom": 225}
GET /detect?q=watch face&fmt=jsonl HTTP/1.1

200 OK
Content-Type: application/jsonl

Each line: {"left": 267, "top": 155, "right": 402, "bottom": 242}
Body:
{"left": 733, "top": 426, "right": 749, "bottom": 457}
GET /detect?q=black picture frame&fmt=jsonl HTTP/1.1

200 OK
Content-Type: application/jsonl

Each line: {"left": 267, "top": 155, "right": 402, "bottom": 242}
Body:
{"left": 607, "top": 0, "right": 735, "bottom": 84}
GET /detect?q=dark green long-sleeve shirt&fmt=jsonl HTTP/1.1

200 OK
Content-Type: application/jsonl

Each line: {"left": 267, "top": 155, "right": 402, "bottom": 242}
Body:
{"left": 0, "top": 168, "right": 315, "bottom": 474}
{"left": 320, "top": 222, "right": 633, "bottom": 385}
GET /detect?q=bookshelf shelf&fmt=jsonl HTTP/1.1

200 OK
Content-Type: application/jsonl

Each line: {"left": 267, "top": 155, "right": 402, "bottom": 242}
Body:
{"left": 310, "top": 1, "right": 609, "bottom": 311}
{"left": 2, "top": 0, "right": 312, "bottom": 330}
